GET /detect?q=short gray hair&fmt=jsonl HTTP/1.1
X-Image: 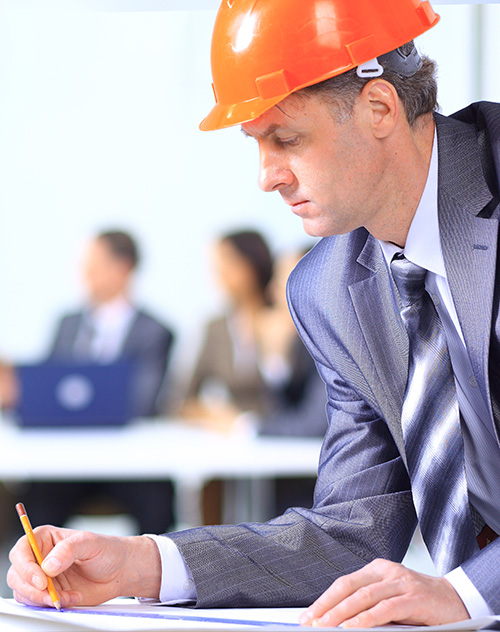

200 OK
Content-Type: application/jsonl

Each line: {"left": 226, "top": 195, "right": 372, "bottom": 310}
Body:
{"left": 301, "top": 43, "right": 438, "bottom": 126}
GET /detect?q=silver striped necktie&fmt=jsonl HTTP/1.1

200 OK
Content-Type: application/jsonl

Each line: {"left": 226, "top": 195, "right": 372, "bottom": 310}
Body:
{"left": 390, "top": 254, "right": 477, "bottom": 574}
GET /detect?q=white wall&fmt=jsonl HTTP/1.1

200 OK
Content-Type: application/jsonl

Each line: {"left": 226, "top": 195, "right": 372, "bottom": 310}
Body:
{"left": 0, "top": 4, "right": 305, "bottom": 365}
{"left": 0, "top": 2, "right": 499, "bottom": 367}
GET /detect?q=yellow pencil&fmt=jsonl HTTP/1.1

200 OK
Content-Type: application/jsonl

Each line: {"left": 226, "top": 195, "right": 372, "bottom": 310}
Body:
{"left": 15, "top": 502, "right": 61, "bottom": 610}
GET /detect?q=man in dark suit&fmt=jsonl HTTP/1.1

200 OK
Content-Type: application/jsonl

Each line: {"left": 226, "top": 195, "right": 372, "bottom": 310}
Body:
{"left": 7, "top": 0, "right": 500, "bottom": 625}
{"left": 49, "top": 230, "right": 173, "bottom": 418}
{"left": 20, "top": 230, "right": 176, "bottom": 534}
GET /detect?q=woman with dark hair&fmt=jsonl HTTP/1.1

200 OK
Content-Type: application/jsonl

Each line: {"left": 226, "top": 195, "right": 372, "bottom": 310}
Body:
{"left": 179, "top": 234, "right": 327, "bottom": 522}
{"left": 180, "top": 229, "right": 274, "bottom": 430}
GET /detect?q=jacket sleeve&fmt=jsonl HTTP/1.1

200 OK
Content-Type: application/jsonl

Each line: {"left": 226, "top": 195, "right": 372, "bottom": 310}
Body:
{"left": 461, "top": 537, "right": 500, "bottom": 613}
{"left": 168, "top": 313, "right": 417, "bottom": 607}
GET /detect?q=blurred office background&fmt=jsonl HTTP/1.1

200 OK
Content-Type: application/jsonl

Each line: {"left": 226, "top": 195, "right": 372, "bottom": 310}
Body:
{"left": 0, "top": 1, "right": 499, "bottom": 369}
{"left": 0, "top": 0, "right": 499, "bottom": 595}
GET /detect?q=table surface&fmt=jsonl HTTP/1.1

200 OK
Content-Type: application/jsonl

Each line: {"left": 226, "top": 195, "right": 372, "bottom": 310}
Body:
{"left": 0, "top": 417, "right": 322, "bottom": 483}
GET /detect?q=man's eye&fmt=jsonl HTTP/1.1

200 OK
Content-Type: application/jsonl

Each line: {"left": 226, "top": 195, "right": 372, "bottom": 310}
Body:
{"left": 277, "top": 136, "right": 299, "bottom": 147}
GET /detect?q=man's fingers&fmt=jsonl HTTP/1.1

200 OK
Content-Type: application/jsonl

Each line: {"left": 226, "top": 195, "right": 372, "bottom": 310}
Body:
{"left": 9, "top": 564, "right": 82, "bottom": 609}
{"left": 12, "top": 590, "right": 53, "bottom": 609}
{"left": 8, "top": 567, "right": 54, "bottom": 609}
{"left": 8, "top": 529, "right": 89, "bottom": 607}
{"left": 9, "top": 539, "right": 47, "bottom": 589}
{"left": 299, "top": 573, "right": 357, "bottom": 624}
{"left": 40, "top": 531, "right": 97, "bottom": 577}
{"left": 299, "top": 559, "right": 391, "bottom": 625}
{"left": 309, "top": 578, "right": 403, "bottom": 627}
{"left": 300, "top": 561, "right": 470, "bottom": 629}
{"left": 338, "top": 596, "right": 411, "bottom": 629}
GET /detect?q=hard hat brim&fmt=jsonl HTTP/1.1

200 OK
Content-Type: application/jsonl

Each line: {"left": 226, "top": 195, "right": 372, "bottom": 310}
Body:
{"left": 200, "top": 95, "right": 286, "bottom": 131}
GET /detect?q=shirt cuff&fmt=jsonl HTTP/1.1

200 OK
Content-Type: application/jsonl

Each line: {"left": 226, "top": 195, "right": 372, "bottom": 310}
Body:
{"left": 445, "top": 567, "right": 493, "bottom": 618}
{"left": 142, "top": 534, "right": 197, "bottom": 605}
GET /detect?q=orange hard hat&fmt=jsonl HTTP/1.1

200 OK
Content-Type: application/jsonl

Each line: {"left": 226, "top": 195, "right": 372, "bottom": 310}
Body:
{"left": 200, "top": 0, "right": 439, "bottom": 131}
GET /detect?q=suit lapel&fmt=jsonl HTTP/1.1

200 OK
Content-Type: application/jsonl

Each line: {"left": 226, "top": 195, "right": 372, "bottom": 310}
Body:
{"left": 435, "top": 113, "right": 500, "bottom": 412}
{"left": 348, "top": 235, "right": 409, "bottom": 464}
{"left": 121, "top": 310, "right": 140, "bottom": 355}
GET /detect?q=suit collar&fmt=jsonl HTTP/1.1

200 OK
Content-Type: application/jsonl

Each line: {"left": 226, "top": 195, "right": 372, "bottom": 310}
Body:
{"left": 356, "top": 233, "right": 384, "bottom": 272}
{"left": 435, "top": 112, "right": 497, "bottom": 217}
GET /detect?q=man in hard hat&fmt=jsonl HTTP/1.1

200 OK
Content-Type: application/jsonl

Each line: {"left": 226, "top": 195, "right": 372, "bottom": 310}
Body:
{"left": 7, "top": 0, "right": 500, "bottom": 625}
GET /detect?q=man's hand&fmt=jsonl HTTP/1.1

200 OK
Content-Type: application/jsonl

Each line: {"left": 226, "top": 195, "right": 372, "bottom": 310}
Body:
{"left": 299, "top": 559, "right": 469, "bottom": 628}
{"left": 7, "top": 526, "right": 161, "bottom": 609}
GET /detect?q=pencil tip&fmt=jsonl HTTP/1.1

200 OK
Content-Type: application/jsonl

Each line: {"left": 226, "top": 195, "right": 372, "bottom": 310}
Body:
{"left": 54, "top": 601, "right": 62, "bottom": 611}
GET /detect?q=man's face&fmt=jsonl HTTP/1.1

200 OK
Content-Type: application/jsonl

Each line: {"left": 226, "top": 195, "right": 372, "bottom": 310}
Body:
{"left": 82, "top": 239, "right": 132, "bottom": 305}
{"left": 241, "top": 92, "right": 390, "bottom": 238}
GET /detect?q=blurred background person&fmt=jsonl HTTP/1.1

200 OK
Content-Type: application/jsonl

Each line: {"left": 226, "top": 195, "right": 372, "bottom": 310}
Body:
{"left": 0, "top": 361, "right": 18, "bottom": 412}
{"left": 178, "top": 231, "right": 327, "bottom": 520}
{"left": 15, "top": 229, "right": 176, "bottom": 536}
{"left": 256, "top": 247, "right": 327, "bottom": 439}
{"left": 48, "top": 230, "right": 173, "bottom": 417}
{"left": 179, "top": 229, "right": 274, "bottom": 431}
{"left": 255, "top": 246, "right": 328, "bottom": 515}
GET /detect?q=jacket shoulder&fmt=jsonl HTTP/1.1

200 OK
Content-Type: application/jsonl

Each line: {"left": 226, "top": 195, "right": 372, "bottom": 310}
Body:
{"left": 133, "top": 309, "right": 174, "bottom": 341}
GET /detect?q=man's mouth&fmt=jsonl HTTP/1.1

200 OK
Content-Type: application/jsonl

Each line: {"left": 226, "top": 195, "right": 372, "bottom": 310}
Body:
{"left": 287, "top": 200, "right": 310, "bottom": 215}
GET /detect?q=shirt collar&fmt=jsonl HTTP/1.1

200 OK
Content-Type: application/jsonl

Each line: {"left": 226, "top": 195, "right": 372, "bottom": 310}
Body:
{"left": 88, "top": 295, "right": 135, "bottom": 328}
{"left": 379, "top": 129, "right": 446, "bottom": 278}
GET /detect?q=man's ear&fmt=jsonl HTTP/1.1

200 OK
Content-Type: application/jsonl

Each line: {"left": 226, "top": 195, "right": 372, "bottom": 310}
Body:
{"left": 358, "top": 79, "right": 400, "bottom": 139}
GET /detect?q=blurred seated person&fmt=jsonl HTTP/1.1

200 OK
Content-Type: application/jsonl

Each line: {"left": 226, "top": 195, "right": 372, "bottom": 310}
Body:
{"left": 180, "top": 235, "right": 326, "bottom": 438}
{"left": 18, "top": 229, "right": 176, "bottom": 535}
{"left": 179, "top": 229, "right": 275, "bottom": 430}
{"left": 0, "top": 360, "right": 18, "bottom": 411}
{"left": 255, "top": 247, "right": 328, "bottom": 515}
{"left": 179, "top": 233, "right": 327, "bottom": 519}
{"left": 256, "top": 247, "right": 328, "bottom": 439}
{"left": 49, "top": 230, "right": 173, "bottom": 417}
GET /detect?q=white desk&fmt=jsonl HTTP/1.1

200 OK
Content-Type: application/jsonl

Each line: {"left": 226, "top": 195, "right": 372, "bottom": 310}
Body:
{"left": 0, "top": 418, "right": 322, "bottom": 526}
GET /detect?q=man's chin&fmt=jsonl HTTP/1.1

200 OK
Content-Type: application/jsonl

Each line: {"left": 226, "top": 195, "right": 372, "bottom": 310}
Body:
{"left": 301, "top": 218, "right": 336, "bottom": 238}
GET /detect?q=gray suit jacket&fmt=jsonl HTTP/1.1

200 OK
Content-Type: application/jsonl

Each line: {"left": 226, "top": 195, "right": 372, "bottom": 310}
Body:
{"left": 169, "top": 103, "right": 500, "bottom": 612}
{"left": 49, "top": 309, "right": 174, "bottom": 417}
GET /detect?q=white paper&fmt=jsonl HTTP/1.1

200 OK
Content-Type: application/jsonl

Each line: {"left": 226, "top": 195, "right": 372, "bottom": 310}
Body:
{"left": 0, "top": 597, "right": 499, "bottom": 632}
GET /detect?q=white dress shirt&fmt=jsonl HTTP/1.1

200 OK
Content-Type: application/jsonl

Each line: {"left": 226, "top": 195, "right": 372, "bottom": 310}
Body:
{"left": 146, "top": 132, "right": 498, "bottom": 615}
{"left": 75, "top": 296, "right": 136, "bottom": 362}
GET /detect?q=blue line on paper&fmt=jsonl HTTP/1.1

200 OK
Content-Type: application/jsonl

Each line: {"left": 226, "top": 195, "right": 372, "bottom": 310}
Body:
{"left": 27, "top": 605, "right": 301, "bottom": 628}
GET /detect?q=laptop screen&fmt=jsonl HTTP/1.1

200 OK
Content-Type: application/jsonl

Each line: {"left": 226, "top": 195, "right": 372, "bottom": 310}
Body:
{"left": 14, "top": 362, "right": 134, "bottom": 428}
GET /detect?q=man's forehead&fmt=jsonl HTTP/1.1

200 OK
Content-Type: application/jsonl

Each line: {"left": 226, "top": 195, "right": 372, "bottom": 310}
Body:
{"left": 240, "top": 91, "right": 317, "bottom": 138}
{"left": 241, "top": 121, "right": 282, "bottom": 139}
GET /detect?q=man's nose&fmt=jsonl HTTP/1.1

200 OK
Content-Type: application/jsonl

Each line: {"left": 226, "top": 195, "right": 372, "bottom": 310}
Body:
{"left": 258, "top": 150, "right": 294, "bottom": 193}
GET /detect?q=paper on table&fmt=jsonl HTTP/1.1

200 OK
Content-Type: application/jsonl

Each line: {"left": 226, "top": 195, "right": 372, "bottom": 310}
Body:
{"left": 0, "top": 598, "right": 302, "bottom": 631}
{"left": 0, "top": 597, "right": 499, "bottom": 632}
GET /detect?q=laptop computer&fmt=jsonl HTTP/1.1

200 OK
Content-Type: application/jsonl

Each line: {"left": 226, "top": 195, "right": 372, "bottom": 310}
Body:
{"left": 14, "top": 361, "right": 134, "bottom": 428}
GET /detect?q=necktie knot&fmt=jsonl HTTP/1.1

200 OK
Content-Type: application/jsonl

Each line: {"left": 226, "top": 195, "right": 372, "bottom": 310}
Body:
{"left": 390, "top": 254, "right": 427, "bottom": 309}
